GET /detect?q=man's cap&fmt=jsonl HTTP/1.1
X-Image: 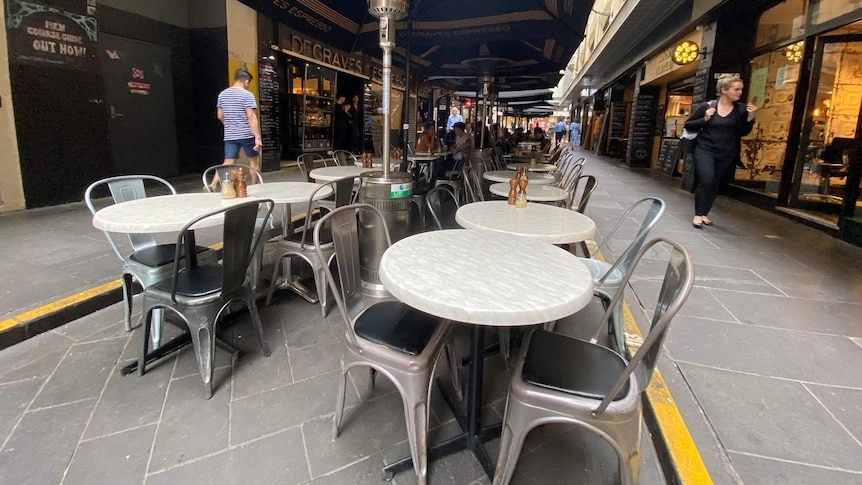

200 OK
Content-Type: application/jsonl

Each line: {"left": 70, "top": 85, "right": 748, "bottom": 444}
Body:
{"left": 453, "top": 121, "right": 466, "bottom": 129}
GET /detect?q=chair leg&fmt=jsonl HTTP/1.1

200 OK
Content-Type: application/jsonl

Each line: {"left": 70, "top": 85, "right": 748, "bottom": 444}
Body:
{"left": 245, "top": 296, "right": 270, "bottom": 357}
{"left": 139, "top": 307, "right": 153, "bottom": 377}
{"left": 369, "top": 368, "right": 378, "bottom": 390}
{"left": 121, "top": 273, "right": 134, "bottom": 332}
{"left": 332, "top": 366, "right": 349, "bottom": 440}
{"left": 315, "top": 265, "right": 329, "bottom": 318}
{"left": 579, "top": 240, "right": 590, "bottom": 258}
{"left": 265, "top": 253, "right": 286, "bottom": 306}
{"left": 187, "top": 317, "right": 217, "bottom": 399}
{"left": 403, "top": 399, "right": 429, "bottom": 485}
{"left": 492, "top": 402, "right": 532, "bottom": 485}
{"left": 498, "top": 328, "right": 511, "bottom": 370}
{"left": 150, "top": 308, "right": 164, "bottom": 351}
{"left": 443, "top": 343, "right": 463, "bottom": 401}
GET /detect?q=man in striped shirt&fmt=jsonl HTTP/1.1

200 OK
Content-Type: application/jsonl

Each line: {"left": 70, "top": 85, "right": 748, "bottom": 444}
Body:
{"left": 215, "top": 68, "right": 261, "bottom": 184}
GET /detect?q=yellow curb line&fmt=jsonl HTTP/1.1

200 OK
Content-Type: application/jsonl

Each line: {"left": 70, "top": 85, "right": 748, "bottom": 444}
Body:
{"left": 592, "top": 247, "right": 712, "bottom": 485}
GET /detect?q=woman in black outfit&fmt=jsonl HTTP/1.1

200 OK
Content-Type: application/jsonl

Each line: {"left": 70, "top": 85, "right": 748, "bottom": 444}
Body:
{"left": 684, "top": 74, "right": 757, "bottom": 228}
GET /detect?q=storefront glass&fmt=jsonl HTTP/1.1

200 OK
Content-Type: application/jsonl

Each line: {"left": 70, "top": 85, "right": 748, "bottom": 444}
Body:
{"left": 755, "top": 0, "right": 808, "bottom": 48}
{"left": 811, "top": 0, "right": 862, "bottom": 26}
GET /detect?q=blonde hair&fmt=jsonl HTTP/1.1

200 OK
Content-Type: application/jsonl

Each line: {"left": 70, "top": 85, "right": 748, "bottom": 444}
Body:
{"left": 716, "top": 74, "right": 743, "bottom": 93}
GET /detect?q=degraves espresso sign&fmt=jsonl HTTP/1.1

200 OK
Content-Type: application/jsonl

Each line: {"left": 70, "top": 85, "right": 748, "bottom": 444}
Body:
{"left": 5, "top": 0, "right": 98, "bottom": 71}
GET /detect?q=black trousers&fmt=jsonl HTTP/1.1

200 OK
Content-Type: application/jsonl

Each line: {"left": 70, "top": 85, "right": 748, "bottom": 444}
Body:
{"left": 693, "top": 146, "right": 735, "bottom": 216}
{"left": 555, "top": 131, "right": 565, "bottom": 143}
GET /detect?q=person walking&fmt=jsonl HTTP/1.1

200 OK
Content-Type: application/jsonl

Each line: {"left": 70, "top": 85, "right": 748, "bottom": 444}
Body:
{"left": 684, "top": 74, "right": 757, "bottom": 228}
{"left": 445, "top": 107, "right": 463, "bottom": 132}
{"left": 569, "top": 119, "right": 581, "bottom": 146}
{"left": 215, "top": 67, "right": 262, "bottom": 186}
{"left": 553, "top": 117, "right": 567, "bottom": 146}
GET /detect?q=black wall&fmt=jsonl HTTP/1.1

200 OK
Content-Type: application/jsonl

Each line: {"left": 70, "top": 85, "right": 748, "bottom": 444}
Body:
{"left": 190, "top": 27, "right": 229, "bottom": 172}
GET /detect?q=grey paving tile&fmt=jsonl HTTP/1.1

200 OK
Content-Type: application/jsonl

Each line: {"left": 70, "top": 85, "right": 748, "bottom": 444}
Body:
{"left": 629, "top": 283, "right": 736, "bottom": 321}
{"left": 0, "top": 258, "right": 87, "bottom": 315}
{"left": 65, "top": 424, "right": 156, "bottom": 485}
{"left": 0, "top": 349, "right": 67, "bottom": 385}
{"left": 229, "top": 315, "right": 293, "bottom": 400}
{"left": 709, "top": 289, "right": 862, "bottom": 336}
{"left": 729, "top": 451, "right": 862, "bottom": 485}
{"left": 307, "top": 451, "right": 387, "bottom": 485}
{"left": 804, "top": 384, "right": 862, "bottom": 443}
{"left": 31, "top": 337, "right": 127, "bottom": 409}
{"left": 0, "top": 400, "right": 94, "bottom": 484}
{"left": 753, "top": 268, "right": 862, "bottom": 303}
{"left": 84, "top": 354, "right": 173, "bottom": 439}
{"left": 148, "top": 368, "right": 231, "bottom": 473}
{"left": 678, "top": 363, "right": 861, "bottom": 470}
{"left": 146, "top": 427, "right": 309, "bottom": 485}
{"left": 282, "top": 305, "right": 338, "bottom": 350}
{"left": 230, "top": 370, "right": 343, "bottom": 445}
{"left": 288, "top": 340, "right": 343, "bottom": 382}
{"left": 684, "top": 245, "right": 813, "bottom": 274}
{"left": 0, "top": 378, "right": 44, "bottom": 446}
{"left": 171, "top": 339, "right": 233, "bottom": 380}
{"left": 665, "top": 316, "right": 862, "bottom": 387}
{"left": 52, "top": 303, "right": 126, "bottom": 343}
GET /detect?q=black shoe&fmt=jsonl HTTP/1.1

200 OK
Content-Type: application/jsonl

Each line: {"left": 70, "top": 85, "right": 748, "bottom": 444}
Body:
{"left": 692, "top": 217, "right": 702, "bottom": 229}
{"left": 701, "top": 219, "right": 713, "bottom": 226}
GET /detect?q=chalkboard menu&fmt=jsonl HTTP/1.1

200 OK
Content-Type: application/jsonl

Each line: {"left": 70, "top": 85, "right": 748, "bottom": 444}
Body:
{"left": 657, "top": 138, "right": 681, "bottom": 176}
{"left": 655, "top": 105, "right": 665, "bottom": 136}
{"left": 609, "top": 102, "right": 628, "bottom": 138}
{"left": 258, "top": 59, "right": 280, "bottom": 172}
{"left": 626, "top": 87, "right": 659, "bottom": 168}
{"left": 692, "top": 68, "right": 710, "bottom": 106}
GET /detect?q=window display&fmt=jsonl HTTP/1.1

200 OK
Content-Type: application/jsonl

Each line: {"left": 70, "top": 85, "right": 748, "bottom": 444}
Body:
{"left": 290, "top": 64, "right": 336, "bottom": 151}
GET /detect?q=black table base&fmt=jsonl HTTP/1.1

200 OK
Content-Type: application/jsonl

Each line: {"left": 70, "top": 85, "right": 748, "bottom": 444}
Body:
{"left": 383, "top": 326, "right": 502, "bottom": 481}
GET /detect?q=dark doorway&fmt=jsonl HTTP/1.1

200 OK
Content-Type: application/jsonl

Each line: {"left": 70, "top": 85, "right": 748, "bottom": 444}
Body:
{"left": 100, "top": 34, "right": 178, "bottom": 177}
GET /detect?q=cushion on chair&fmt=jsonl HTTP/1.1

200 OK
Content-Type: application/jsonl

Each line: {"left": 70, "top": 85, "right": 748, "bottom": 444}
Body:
{"left": 521, "top": 330, "right": 630, "bottom": 401}
{"left": 151, "top": 264, "right": 223, "bottom": 297}
{"left": 354, "top": 301, "right": 441, "bottom": 356}
{"left": 130, "top": 244, "right": 211, "bottom": 267}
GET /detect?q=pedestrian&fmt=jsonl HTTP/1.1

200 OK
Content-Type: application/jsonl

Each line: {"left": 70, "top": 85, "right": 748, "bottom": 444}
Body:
{"left": 445, "top": 107, "right": 463, "bottom": 132}
{"left": 334, "top": 102, "right": 352, "bottom": 151}
{"left": 349, "top": 94, "right": 362, "bottom": 153}
{"left": 569, "top": 119, "right": 580, "bottom": 146}
{"left": 214, "top": 67, "right": 262, "bottom": 186}
{"left": 684, "top": 74, "right": 757, "bottom": 228}
{"left": 553, "top": 117, "right": 567, "bottom": 146}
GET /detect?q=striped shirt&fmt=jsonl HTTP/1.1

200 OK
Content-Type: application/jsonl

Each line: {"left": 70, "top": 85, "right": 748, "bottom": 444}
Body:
{"left": 217, "top": 86, "right": 257, "bottom": 141}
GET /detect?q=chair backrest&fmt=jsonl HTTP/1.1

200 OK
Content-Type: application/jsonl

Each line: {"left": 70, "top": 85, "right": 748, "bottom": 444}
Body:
{"left": 407, "top": 141, "right": 416, "bottom": 155}
{"left": 592, "top": 238, "right": 694, "bottom": 414}
{"left": 569, "top": 175, "right": 597, "bottom": 213}
{"left": 314, "top": 204, "right": 391, "bottom": 348}
{"left": 462, "top": 163, "right": 484, "bottom": 203}
{"left": 593, "top": 197, "right": 666, "bottom": 278}
{"left": 84, "top": 175, "right": 176, "bottom": 260}
{"left": 297, "top": 153, "right": 325, "bottom": 182}
{"left": 557, "top": 156, "right": 585, "bottom": 189}
{"left": 331, "top": 150, "right": 357, "bottom": 167}
{"left": 202, "top": 164, "right": 262, "bottom": 193}
{"left": 425, "top": 185, "right": 460, "bottom": 230}
{"left": 170, "top": 199, "right": 274, "bottom": 302}
{"left": 296, "top": 176, "right": 360, "bottom": 247}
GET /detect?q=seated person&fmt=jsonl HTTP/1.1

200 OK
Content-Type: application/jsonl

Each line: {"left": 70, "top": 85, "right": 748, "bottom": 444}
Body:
{"left": 416, "top": 122, "right": 439, "bottom": 153}
{"left": 533, "top": 127, "right": 552, "bottom": 153}
{"left": 438, "top": 121, "right": 472, "bottom": 177}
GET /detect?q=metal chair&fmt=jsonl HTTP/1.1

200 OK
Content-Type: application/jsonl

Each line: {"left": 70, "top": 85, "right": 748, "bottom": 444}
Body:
{"left": 265, "top": 176, "right": 358, "bottom": 317}
{"left": 579, "top": 197, "right": 666, "bottom": 354}
{"left": 492, "top": 238, "right": 694, "bottom": 485}
{"left": 331, "top": 149, "right": 357, "bottom": 167}
{"left": 297, "top": 153, "right": 326, "bottom": 182}
{"left": 567, "top": 175, "right": 598, "bottom": 256}
{"left": 425, "top": 185, "right": 460, "bottom": 230}
{"left": 84, "top": 175, "right": 217, "bottom": 333}
{"left": 139, "top": 199, "right": 274, "bottom": 399}
{"left": 201, "top": 163, "right": 262, "bottom": 192}
{"left": 462, "top": 164, "right": 485, "bottom": 203}
{"left": 317, "top": 204, "right": 454, "bottom": 485}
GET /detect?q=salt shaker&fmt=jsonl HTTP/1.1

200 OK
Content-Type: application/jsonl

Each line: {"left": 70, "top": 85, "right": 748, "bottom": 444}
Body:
{"left": 515, "top": 178, "right": 528, "bottom": 208}
{"left": 220, "top": 172, "right": 236, "bottom": 199}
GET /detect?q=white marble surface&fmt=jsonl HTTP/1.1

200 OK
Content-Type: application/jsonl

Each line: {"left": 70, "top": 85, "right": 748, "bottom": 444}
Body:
{"left": 506, "top": 162, "right": 556, "bottom": 172}
{"left": 483, "top": 170, "right": 556, "bottom": 185}
{"left": 489, "top": 183, "right": 569, "bottom": 202}
{"left": 408, "top": 154, "right": 444, "bottom": 161}
{"left": 92, "top": 193, "right": 251, "bottom": 233}
{"left": 247, "top": 181, "right": 333, "bottom": 204}
{"left": 309, "top": 166, "right": 371, "bottom": 182}
{"left": 353, "top": 157, "right": 400, "bottom": 170}
{"left": 456, "top": 201, "right": 596, "bottom": 244}
{"left": 379, "top": 230, "right": 593, "bottom": 326}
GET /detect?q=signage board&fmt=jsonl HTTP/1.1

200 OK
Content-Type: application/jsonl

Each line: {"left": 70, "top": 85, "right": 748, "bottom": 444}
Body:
{"left": 5, "top": 0, "right": 99, "bottom": 72}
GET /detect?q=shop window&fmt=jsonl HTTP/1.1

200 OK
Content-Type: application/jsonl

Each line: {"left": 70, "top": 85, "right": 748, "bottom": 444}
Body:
{"left": 663, "top": 93, "right": 692, "bottom": 138}
{"left": 811, "top": 0, "right": 862, "bottom": 26}
{"left": 755, "top": 0, "right": 809, "bottom": 48}
{"left": 735, "top": 42, "right": 805, "bottom": 194}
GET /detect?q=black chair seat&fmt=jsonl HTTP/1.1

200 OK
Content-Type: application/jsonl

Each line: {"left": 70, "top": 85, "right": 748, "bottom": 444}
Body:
{"left": 522, "top": 330, "right": 630, "bottom": 401}
{"left": 354, "top": 301, "right": 440, "bottom": 356}
{"left": 151, "top": 264, "right": 223, "bottom": 298}
{"left": 285, "top": 226, "right": 333, "bottom": 245}
{"left": 130, "top": 244, "right": 210, "bottom": 267}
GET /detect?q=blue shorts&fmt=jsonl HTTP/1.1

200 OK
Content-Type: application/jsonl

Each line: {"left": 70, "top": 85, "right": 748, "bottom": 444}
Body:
{"left": 224, "top": 138, "right": 259, "bottom": 159}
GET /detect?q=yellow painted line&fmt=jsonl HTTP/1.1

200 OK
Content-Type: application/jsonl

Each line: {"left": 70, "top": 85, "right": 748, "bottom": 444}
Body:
{"left": 0, "top": 319, "right": 19, "bottom": 333}
{"left": 591, "top": 246, "right": 712, "bottom": 485}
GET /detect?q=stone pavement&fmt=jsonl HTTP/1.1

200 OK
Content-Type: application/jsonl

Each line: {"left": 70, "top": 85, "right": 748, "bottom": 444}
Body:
{"left": 0, "top": 150, "right": 860, "bottom": 484}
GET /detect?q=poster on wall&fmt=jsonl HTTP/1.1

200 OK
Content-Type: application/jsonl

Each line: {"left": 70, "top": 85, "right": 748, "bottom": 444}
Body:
{"left": 5, "top": 0, "right": 98, "bottom": 72}
{"left": 749, "top": 67, "right": 768, "bottom": 108}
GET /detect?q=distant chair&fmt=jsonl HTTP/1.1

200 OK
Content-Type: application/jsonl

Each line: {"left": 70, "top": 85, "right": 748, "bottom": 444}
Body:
{"left": 492, "top": 238, "right": 695, "bottom": 485}
{"left": 201, "top": 163, "right": 262, "bottom": 192}
{"left": 297, "top": 153, "right": 326, "bottom": 182}
{"left": 567, "top": 175, "right": 598, "bottom": 257}
{"left": 332, "top": 150, "right": 357, "bottom": 167}
{"left": 425, "top": 185, "right": 460, "bottom": 230}
{"left": 462, "top": 164, "right": 485, "bottom": 204}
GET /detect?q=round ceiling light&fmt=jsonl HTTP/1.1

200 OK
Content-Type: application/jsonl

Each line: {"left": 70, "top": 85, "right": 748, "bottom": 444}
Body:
{"left": 672, "top": 41, "right": 700, "bottom": 65}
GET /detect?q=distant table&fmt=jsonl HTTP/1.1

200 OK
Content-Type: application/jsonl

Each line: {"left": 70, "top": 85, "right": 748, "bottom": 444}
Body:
{"left": 488, "top": 183, "right": 569, "bottom": 203}
{"left": 483, "top": 170, "right": 556, "bottom": 185}
{"left": 379, "top": 229, "right": 593, "bottom": 478}
{"left": 506, "top": 162, "right": 557, "bottom": 172}
{"left": 92, "top": 193, "right": 246, "bottom": 233}
{"left": 456, "top": 200, "right": 596, "bottom": 244}
{"left": 352, "top": 157, "right": 400, "bottom": 170}
{"left": 309, "top": 166, "right": 370, "bottom": 182}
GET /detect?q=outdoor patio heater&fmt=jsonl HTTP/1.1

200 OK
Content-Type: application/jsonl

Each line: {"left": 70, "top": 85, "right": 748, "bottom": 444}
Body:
{"left": 358, "top": 0, "right": 412, "bottom": 296}
{"left": 462, "top": 57, "right": 513, "bottom": 161}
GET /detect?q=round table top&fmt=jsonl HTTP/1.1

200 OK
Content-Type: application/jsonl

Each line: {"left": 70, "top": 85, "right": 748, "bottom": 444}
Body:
{"left": 92, "top": 193, "right": 251, "bottom": 233}
{"left": 408, "top": 154, "right": 444, "bottom": 161}
{"left": 309, "top": 166, "right": 371, "bottom": 182}
{"left": 247, "top": 181, "right": 333, "bottom": 204}
{"left": 518, "top": 141, "right": 542, "bottom": 147}
{"left": 483, "top": 170, "right": 556, "bottom": 185}
{"left": 353, "top": 158, "right": 400, "bottom": 170}
{"left": 507, "top": 162, "right": 557, "bottom": 172}
{"left": 488, "top": 183, "right": 569, "bottom": 202}
{"left": 455, "top": 201, "right": 596, "bottom": 244}
{"left": 379, "top": 229, "right": 593, "bottom": 326}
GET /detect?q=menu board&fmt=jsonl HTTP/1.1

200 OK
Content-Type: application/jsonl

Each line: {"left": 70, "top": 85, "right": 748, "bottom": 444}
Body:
{"left": 626, "top": 87, "right": 659, "bottom": 167}
{"left": 657, "top": 138, "right": 681, "bottom": 176}
{"left": 692, "top": 68, "right": 710, "bottom": 106}
{"left": 609, "top": 102, "right": 628, "bottom": 138}
{"left": 258, "top": 59, "right": 280, "bottom": 172}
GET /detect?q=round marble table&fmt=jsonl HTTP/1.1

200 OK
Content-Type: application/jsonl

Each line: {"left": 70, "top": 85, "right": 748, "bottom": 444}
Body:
{"left": 506, "top": 162, "right": 557, "bottom": 172}
{"left": 309, "top": 166, "right": 371, "bottom": 182}
{"left": 246, "top": 181, "right": 332, "bottom": 204}
{"left": 455, "top": 200, "right": 596, "bottom": 244}
{"left": 92, "top": 193, "right": 250, "bottom": 233}
{"left": 483, "top": 170, "right": 556, "bottom": 185}
{"left": 488, "top": 183, "right": 569, "bottom": 203}
{"left": 353, "top": 158, "right": 400, "bottom": 170}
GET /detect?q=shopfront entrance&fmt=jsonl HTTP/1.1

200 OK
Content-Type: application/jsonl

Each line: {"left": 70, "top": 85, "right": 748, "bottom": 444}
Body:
{"left": 786, "top": 34, "right": 862, "bottom": 226}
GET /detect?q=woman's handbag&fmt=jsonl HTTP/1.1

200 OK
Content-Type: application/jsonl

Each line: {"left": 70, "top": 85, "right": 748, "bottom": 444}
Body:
{"left": 679, "top": 101, "right": 716, "bottom": 193}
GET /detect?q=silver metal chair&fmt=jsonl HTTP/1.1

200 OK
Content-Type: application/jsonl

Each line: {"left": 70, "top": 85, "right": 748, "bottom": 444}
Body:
{"left": 317, "top": 204, "right": 453, "bottom": 485}
{"left": 425, "top": 185, "right": 460, "bottom": 230}
{"left": 462, "top": 164, "right": 485, "bottom": 203}
{"left": 492, "top": 238, "right": 694, "bottom": 485}
{"left": 139, "top": 199, "right": 274, "bottom": 399}
{"left": 331, "top": 149, "right": 357, "bottom": 167}
{"left": 567, "top": 175, "right": 598, "bottom": 256}
{"left": 297, "top": 153, "right": 326, "bottom": 182}
{"left": 579, "top": 197, "right": 666, "bottom": 354}
{"left": 84, "top": 175, "right": 217, "bottom": 333}
{"left": 265, "top": 176, "right": 358, "bottom": 317}
{"left": 201, "top": 163, "right": 262, "bottom": 192}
